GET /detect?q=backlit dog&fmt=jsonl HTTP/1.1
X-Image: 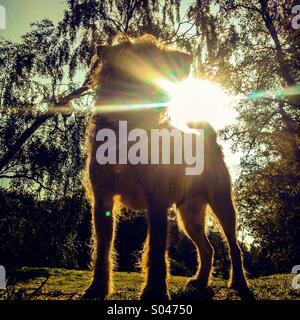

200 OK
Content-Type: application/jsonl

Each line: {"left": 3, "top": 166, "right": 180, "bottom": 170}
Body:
{"left": 82, "top": 34, "right": 251, "bottom": 300}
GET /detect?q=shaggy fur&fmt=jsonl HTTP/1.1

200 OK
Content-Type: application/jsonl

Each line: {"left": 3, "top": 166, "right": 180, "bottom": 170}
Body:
{"left": 82, "top": 34, "right": 252, "bottom": 300}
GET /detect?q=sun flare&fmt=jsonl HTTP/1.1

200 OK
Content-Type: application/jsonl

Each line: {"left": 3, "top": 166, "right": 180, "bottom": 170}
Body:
{"left": 159, "top": 78, "right": 237, "bottom": 131}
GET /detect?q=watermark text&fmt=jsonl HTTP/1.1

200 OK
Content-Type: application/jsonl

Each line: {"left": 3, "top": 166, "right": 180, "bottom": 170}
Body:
{"left": 292, "top": 5, "right": 300, "bottom": 30}
{"left": 0, "top": 5, "right": 6, "bottom": 30}
{"left": 0, "top": 265, "right": 6, "bottom": 290}
{"left": 292, "top": 265, "right": 300, "bottom": 290}
{"left": 96, "top": 121, "right": 204, "bottom": 175}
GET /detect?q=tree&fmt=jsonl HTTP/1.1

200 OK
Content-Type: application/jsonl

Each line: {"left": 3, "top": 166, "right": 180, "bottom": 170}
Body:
{"left": 0, "top": 20, "right": 90, "bottom": 198}
{"left": 213, "top": 0, "right": 300, "bottom": 273}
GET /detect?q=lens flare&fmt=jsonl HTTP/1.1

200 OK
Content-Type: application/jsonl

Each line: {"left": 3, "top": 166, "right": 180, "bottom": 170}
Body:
{"left": 2, "top": 82, "right": 299, "bottom": 131}
{"left": 158, "top": 78, "right": 236, "bottom": 130}
{"left": 245, "top": 85, "right": 300, "bottom": 100}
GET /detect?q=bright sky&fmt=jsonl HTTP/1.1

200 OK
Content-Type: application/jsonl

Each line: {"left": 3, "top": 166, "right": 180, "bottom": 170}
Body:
{"left": 0, "top": 0, "right": 66, "bottom": 41}
{"left": 0, "top": 0, "right": 196, "bottom": 41}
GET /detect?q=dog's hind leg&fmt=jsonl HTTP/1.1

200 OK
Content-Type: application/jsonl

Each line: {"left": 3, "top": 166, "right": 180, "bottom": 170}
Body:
{"left": 178, "top": 197, "right": 214, "bottom": 289}
{"left": 83, "top": 195, "right": 115, "bottom": 300}
{"left": 208, "top": 191, "right": 253, "bottom": 299}
{"left": 140, "top": 201, "right": 169, "bottom": 300}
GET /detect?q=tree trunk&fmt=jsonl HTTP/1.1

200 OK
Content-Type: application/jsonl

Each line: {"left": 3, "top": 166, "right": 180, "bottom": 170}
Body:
{"left": 278, "top": 103, "right": 300, "bottom": 171}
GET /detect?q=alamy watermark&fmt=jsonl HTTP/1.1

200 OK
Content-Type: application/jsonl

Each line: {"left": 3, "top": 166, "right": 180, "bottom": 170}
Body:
{"left": 0, "top": 265, "right": 7, "bottom": 290}
{"left": 292, "top": 265, "right": 300, "bottom": 290}
{"left": 292, "top": 5, "right": 300, "bottom": 30}
{"left": 0, "top": 5, "right": 6, "bottom": 30}
{"left": 95, "top": 121, "right": 204, "bottom": 175}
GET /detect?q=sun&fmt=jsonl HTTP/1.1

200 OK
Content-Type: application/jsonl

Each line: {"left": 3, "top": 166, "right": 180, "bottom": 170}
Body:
{"left": 158, "top": 78, "right": 237, "bottom": 131}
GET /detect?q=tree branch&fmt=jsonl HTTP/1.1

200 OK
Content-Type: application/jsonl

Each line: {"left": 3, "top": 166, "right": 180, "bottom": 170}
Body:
{"left": 258, "top": 0, "right": 295, "bottom": 87}
{"left": 0, "top": 84, "right": 90, "bottom": 172}
{"left": 0, "top": 174, "right": 53, "bottom": 191}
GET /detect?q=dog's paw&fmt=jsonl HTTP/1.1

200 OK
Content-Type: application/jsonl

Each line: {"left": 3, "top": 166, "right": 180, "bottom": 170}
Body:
{"left": 140, "top": 286, "right": 170, "bottom": 301}
{"left": 229, "top": 281, "right": 255, "bottom": 300}
{"left": 81, "top": 284, "right": 109, "bottom": 300}
{"left": 186, "top": 278, "right": 208, "bottom": 290}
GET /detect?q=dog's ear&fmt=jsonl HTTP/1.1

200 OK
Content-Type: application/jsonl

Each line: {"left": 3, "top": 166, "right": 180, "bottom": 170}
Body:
{"left": 95, "top": 42, "right": 132, "bottom": 63}
{"left": 166, "top": 50, "right": 193, "bottom": 79}
{"left": 168, "top": 50, "right": 193, "bottom": 68}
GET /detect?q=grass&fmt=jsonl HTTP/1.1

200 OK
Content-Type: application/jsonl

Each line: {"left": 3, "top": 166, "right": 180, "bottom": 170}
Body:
{"left": 0, "top": 267, "right": 299, "bottom": 300}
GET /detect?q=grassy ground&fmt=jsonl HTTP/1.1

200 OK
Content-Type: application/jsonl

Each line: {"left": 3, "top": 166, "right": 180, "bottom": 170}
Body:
{"left": 0, "top": 267, "right": 299, "bottom": 300}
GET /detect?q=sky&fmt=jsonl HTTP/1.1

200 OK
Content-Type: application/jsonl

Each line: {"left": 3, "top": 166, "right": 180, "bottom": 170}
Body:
{"left": 0, "top": 0, "right": 241, "bottom": 180}
{"left": 0, "top": 0, "right": 194, "bottom": 42}
{"left": 0, "top": 0, "right": 66, "bottom": 41}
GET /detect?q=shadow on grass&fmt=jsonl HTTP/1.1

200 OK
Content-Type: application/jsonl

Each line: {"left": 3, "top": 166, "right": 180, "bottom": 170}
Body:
{"left": 171, "top": 283, "right": 255, "bottom": 301}
{"left": 7, "top": 268, "right": 49, "bottom": 285}
{"left": 172, "top": 286, "right": 215, "bottom": 301}
{"left": 1, "top": 268, "right": 49, "bottom": 300}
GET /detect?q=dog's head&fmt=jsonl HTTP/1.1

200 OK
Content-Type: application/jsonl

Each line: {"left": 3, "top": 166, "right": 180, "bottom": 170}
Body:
{"left": 91, "top": 34, "right": 193, "bottom": 105}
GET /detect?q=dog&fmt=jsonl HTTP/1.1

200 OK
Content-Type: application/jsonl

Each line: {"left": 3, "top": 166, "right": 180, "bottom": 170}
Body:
{"left": 82, "top": 34, "right": 251, "bottom": 300}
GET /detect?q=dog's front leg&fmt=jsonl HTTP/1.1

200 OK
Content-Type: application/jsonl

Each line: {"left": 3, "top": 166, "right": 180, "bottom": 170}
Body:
{"left": 141, "top": 201, "right": 170, "bottom": 300}
{"left": 83, "top": 197, "right": 115, "bottom": 300}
